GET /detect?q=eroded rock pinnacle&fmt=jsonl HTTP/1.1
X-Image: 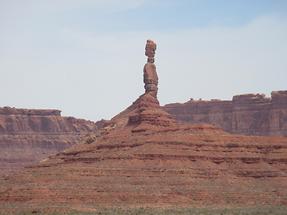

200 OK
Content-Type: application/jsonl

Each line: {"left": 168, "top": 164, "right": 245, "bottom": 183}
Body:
{"left": 144, "top": 40, "right": 158, "bottom": 98}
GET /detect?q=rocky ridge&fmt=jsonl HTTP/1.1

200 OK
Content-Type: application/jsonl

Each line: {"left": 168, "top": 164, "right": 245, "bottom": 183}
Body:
{"left": 164, "top": 91, "right": 287, "bottom": 136}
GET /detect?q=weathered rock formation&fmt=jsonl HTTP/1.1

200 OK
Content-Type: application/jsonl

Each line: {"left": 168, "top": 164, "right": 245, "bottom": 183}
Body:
{"left": 111, "top": 39, "right": 175, "bottom": 132}
{"left": 1, "top": 106, "right": 287, "bottom": 212}
{"left": 144, "top": 39, "right": 158, "bottom": 98}
{"left": 164, "top": 91, "right": 287, "bottom": 136}
{"left": 0, "top": 107, "right": 97, "bottom": 175}
{"left": 0, "top": 40, "right": 287, "bottom": 213}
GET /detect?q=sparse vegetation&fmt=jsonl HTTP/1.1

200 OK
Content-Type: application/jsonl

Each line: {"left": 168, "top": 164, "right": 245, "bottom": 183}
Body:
{"left": 226, "top": 143, "right": 239, "bottom": 148}
{"left": 84, "top": 135, "right": 97, "bottom": 144}
{"left": 2, "top": 206, "right": 287, "bottom": 215}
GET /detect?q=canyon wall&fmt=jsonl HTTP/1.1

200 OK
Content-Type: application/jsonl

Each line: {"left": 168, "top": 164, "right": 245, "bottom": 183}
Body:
{"left": 0, "top": 107, "right": 97, "bottom": 175}
{"left": 164, "top": 91, "right": 287, "bottom": 136}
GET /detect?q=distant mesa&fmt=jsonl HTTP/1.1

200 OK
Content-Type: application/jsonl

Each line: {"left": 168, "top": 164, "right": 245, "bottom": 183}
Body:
{"left": 0, "top": 106, "right": 61, "bottom": 116}
{"left": 164, "top": 90, "right": 287, "bottom": 136}
{"left": 0, "top": 106, "right": 97, "bottom": 176}
{"left": 0, "top": 106, "right": 96, "bottom": 134}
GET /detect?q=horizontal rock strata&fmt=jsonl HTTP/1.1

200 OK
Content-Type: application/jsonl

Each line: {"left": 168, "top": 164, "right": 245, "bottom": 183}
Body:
{"left": 0, "top": 107, "right": 97, "bottom": 175}
{"left": 164, "top": 91, "right": 287, "bottom": 136}
{"left": 1, "top": 125, "right": 287, "bottom": 210}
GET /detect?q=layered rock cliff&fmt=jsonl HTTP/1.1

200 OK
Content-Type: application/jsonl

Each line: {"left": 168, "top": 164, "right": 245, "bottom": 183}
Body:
{"left": 0, "top": 107, "right": 97, "bottom": 175}
{"left": 164, "top": 91, "right": 287, "bottom": 136}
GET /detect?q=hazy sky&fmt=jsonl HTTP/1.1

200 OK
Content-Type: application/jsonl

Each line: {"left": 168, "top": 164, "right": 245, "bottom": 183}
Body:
{"left": 1, "top": 0, "right": 287, "bottom": 121}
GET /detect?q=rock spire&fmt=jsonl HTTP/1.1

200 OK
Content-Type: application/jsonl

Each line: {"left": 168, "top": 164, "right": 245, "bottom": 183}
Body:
{"left": 144, "top": 40, "right": 158, "bottom": 98}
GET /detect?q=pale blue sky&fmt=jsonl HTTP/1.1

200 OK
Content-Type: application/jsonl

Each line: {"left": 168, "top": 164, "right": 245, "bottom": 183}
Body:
{"left": 0, "top": 0, "right": 287, "bottom": 120}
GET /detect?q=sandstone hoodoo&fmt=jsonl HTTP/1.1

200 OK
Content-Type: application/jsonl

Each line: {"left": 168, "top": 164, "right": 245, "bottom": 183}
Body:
{"left": 144, "top": 39, "right": 158, "bottom": 98}
{"left": 127, "top": 40, "right": 175, "bottom": 131}
{"left": 1, "top": 40, "right": 287, "bottom": 213}
{"left": 112, "top": 39, "right": 176, "bottom": 131}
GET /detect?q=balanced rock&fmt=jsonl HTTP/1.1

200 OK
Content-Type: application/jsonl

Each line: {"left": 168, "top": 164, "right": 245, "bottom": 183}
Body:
{"left": 121, "top": 40, "right": 176, "bottom": 131}
{"left": 144, "top": 40, "right": 158, "bottom": 98}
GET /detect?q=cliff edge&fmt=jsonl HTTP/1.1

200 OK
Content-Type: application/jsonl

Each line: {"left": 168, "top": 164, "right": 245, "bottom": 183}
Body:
{"left": 164, "top": 91, "right": 287, "bottom": 136}
{"left": 0, "top": 107, "right": 97, "bottom": 175}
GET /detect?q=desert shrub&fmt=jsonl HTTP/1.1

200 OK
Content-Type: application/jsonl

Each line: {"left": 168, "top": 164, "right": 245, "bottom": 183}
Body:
{"left": 84, "top": 135, "right": 96, "bottom": 144}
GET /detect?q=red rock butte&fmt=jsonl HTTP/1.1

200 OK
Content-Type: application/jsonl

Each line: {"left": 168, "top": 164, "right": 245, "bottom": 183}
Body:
{"left": 0, "top": 40, "right": 287, "bottom": 213}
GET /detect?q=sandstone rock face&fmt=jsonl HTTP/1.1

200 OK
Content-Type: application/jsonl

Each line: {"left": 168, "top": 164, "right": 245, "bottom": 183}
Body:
{"left": 0, "top": 107, "right": 95, "bottom": 133}
{"left": 164, "top": 91, "right": 287, "bottom": 136}
{"left": 0, "top": 107, "right": 97, "bottom": 175}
